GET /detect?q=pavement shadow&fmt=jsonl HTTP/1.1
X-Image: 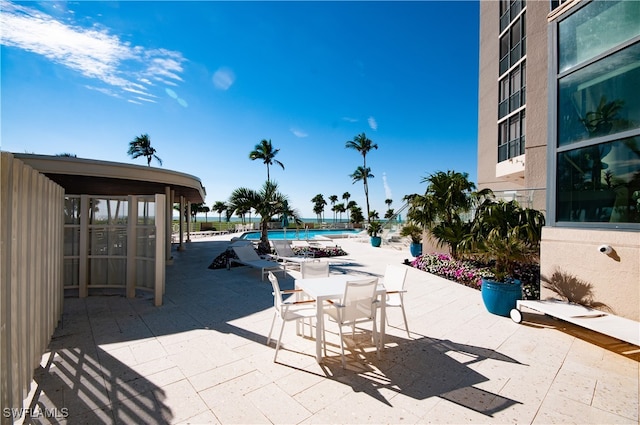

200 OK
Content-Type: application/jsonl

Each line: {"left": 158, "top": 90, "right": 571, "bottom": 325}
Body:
{"left": 24, "top": 301, "right": 172, "bottom": 424}
{"left": 290, "top": 333, "right": 525, "bottom": 416}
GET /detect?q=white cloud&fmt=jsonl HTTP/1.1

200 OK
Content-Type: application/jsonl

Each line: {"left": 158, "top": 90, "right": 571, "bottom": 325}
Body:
{"left": 0, "top": 1, "right": 186, "bottom": 103}
{"left": 342, "top": 117, "right": 358, "bottom": 123}
{"left": 368, "top": 116, "right": 378, "bottom": 131}
{"left": 212, "top": 67, "right": 235, "bottom": 90}
{"left": 290, "top": 128, "right": 308, "bottom": 138}
{"left": 382, "top": 172, "right": 392, "bottom": 200}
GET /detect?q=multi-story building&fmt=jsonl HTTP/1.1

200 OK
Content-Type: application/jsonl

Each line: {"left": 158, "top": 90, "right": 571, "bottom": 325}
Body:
{"left": 478, "top": 0, "right": 639, "bottom": 321}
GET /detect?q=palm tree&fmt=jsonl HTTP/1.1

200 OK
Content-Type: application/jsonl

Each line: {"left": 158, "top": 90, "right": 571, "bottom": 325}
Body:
{"left": 407, "top": 170, "right": 485, "bottom": 259}
{"left": 346, "top": 200, "right": 357, "bottom": 223}
{"left": 349, "top": 166, "right": 374, "bottom": 221}
{"left": 212, "top": 201, "right": 227, "bottom": 222}
{"left": 201, "top": 205, "right": 210, "bottom": 222}
{"left": 345, "top": 133, "right": 378, "bottom": 220}
{"left": 228, "top": 181, "right": 290, "bottom": 252}
{"left": 311, "top": 194, "right": 327, "bottom": 223}
{"left": 128, "top": 133, "right": 162, "bottom": 166}
{"left": 342, "top": 192, "right": 351, "bottom": 222}
{"left": 350, "top": 205, "right": 364, "bottom": 224}
{"left": 328, "top": 195, "right": 338, "bottom": 223}
{"left": 249, "top": 139, "right": 284, "bottom": 181}
{"left": 335, "top": 203, "right": 346, "bottom": 222}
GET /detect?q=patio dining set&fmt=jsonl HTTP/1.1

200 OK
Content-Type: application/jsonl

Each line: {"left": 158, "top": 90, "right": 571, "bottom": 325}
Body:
{"left": 229, "top": 240, "right": 410, "bottom": 368}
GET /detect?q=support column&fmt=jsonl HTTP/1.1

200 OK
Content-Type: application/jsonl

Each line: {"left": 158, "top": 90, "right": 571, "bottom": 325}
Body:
{"left": 178, "top": 196, "right": 185, "bottom": 251}
{"left": 165, "top": 186, "right": 172, "bottom": 262}
{"left": 79, "top": 195, "right": 89, "bottom": 298}
{"left": 186, "top": 201, "right": 192, "bottom": 243}
{"left": 155, "top": 194, "right": 166, "bottom": 306}
{"left": 126, "top": 195, "right": 136, "bottom": 299}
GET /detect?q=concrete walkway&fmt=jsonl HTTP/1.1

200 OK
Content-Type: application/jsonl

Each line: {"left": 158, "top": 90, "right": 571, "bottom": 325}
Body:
{"left": 23, "top": 235, "right": 638, "bottom": 424}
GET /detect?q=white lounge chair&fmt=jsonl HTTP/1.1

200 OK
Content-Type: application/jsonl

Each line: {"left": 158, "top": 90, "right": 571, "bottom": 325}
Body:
{"left": 270, "top": 240, "right": 316, "bottom": 270}
{"left": 230, "top": 244, "right": 286, "bottom": 281}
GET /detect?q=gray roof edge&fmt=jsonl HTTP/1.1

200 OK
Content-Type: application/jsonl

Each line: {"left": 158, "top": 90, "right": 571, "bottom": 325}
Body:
{"left": 11, "top": 153, "right": 207, "bottom": 200}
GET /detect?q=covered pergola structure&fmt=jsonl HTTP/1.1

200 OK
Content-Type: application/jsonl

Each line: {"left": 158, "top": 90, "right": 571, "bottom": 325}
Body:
{"left": 14, "top": 153, "right": 206, "bottom": 305}
{"left": 1, "top": 152, "right": 206, "bottom": 413}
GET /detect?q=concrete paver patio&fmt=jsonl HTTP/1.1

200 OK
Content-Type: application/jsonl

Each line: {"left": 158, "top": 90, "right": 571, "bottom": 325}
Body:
{"left": 21, "top": 235, "right": 639, "bottom": 424}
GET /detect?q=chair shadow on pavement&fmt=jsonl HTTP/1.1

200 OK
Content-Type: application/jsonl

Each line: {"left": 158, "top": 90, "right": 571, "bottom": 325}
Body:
{"left": 280, "top": 332, "right": 524, "bottom": 417}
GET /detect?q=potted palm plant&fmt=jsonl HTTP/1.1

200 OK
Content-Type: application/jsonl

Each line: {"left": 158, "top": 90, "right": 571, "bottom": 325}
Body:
{"left": 461, "top": 200, "right": 545, "bottom": 316}
{"left": 367, "top": 220, "right": 383, "bottom": 247}
{"left": 400, "top": 223, "right": 423, "bottom": 257}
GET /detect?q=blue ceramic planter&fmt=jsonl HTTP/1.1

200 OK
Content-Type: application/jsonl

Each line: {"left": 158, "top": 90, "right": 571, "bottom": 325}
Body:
{"left": 409, "top": 243, "right": 422, "bottom": 257}
{"left": 370, "top": 236, "right": 382, "bottom": 247}
{"left": 481, "top": 278, "right": 522, "bottom": 317}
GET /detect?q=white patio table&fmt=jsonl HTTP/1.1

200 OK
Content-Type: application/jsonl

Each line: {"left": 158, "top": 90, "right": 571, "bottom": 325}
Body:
{"left": 295, "top": 275, "right": 386, "bottom": 363}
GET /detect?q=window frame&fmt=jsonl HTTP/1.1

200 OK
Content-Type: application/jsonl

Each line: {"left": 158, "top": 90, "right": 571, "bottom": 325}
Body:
{"left": 547, "top": 1, "right": 640, "bottom": 230}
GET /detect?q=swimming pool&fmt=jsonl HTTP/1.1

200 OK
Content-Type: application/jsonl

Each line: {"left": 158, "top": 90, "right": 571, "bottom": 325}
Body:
{"left": 240, "top": 228, "right": 359, "bottom": 240}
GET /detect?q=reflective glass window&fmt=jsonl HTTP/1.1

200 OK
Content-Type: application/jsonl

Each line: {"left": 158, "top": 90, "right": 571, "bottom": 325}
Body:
{"left": 558, "top": 42, "right": 640, "bottom": 147}
{"left": 559, "top": 0, "right": 640, "bottom": 73}
{"left": 557, "top": 138, "right": 640, "bottom": 223}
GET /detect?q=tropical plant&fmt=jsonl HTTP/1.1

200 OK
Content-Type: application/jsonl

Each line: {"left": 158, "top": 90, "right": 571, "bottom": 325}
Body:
{"left": 460, "top": 200, "right": 546, "bottom": 282}
{"left": 328, "top": 195, "right": 338, "bottom": 222}
{"left": 189, "top": 203, "right": 209, "bottom": 222}
{"left": 212, "top": 201, "right": 227, "bottom": 222}
{"left": 311, "top": 194, "right": 326, "bottom": 223}
{"left": 407, "top": 170, "right": 487, "bottom": 259}
{"left": 367, "top": 220, "right": 383, "bottom": 237}
{"left": 349, "top": 165, "right": 374, "bottom": 219}
{"left": 400, "top": 223, "right": 423, "bottom": 244}
{"left": 346, "top": 200, "right": 357, "bottom": 223}
{"left": 334, "top": 203, "right": 346, "bottom": 222}
{"left": 228, "top": 181, "right": 293, "bottom": 252}
{"left": 128, "top": 133, "right": 162, "bottom": 166}
{"left": 342, "top": 192, "right": 351, "bottom": 222}
{"left": 346, "top": 133, "right": 378, "bottom": 221}
{"left": 350, "top": 205, "right": 364, "bottom": 224}
{"left": 249, "top": 139, "right": 284, "bottom": 181}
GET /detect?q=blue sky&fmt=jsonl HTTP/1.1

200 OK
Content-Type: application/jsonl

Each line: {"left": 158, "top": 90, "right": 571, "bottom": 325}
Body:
{"left": 1, "top": 0, "right": 480, "bottom": 219}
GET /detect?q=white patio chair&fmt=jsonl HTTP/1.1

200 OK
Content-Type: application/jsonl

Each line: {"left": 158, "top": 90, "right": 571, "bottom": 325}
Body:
{"left": 266, "top": 272, "right": 316, "bottom": 362}
{"left": 300, "top": 261, "right": 330, "bottom": 279}
{"left": 382, "top": 264, "right": 410, "bottom": 337}
{"left": 323, "top": 278, "right": 380, "bottom": 368}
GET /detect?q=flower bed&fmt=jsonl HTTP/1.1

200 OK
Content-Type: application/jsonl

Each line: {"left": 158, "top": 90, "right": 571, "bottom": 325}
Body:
{"left": 411, "top": 253, "right": 540, "bottom": 299}
{"left": 208, "top": 245, "right": 348, "bottom": 270}
{"left": 291, "top": 245, "right": 348, "bottom": 258}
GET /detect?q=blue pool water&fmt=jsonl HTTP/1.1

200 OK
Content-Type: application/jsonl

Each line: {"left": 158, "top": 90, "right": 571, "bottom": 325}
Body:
{"left": 241, "top": 229, "right": 359, "bottom": 240}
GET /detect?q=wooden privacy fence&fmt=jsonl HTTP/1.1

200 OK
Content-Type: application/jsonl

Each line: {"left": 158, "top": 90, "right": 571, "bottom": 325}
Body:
{"left": 1, "top": 153, "right": 64, "bottom": 422}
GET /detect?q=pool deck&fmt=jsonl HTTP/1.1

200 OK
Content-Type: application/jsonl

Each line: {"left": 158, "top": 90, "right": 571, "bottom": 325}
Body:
{"left": 21, "top": 234, "right": 639, "bottom": 424}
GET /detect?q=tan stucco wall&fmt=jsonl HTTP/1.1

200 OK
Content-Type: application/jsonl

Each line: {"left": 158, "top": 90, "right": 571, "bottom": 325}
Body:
{"left": 540, "top": 227, "right": 640, "bottom": 321}
{"left": 477, "top": 1, "right": 549, "bottom": 207}
{"left": 523, "top": 2, "right": 550, "bottom": 211}
{"left": 477, "top": 0, "right": 502, "bottom": 190}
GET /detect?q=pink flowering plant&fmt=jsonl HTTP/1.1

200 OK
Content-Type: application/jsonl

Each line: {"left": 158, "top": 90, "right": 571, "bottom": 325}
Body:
{"left": 412, "top": 253, "right": 492, "bottom": 289}
{"left": 292, "top": 245, "right": 347, "bottom": 258}
{"left": 411, "top": 252, "right": 540, "bottom": 298}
